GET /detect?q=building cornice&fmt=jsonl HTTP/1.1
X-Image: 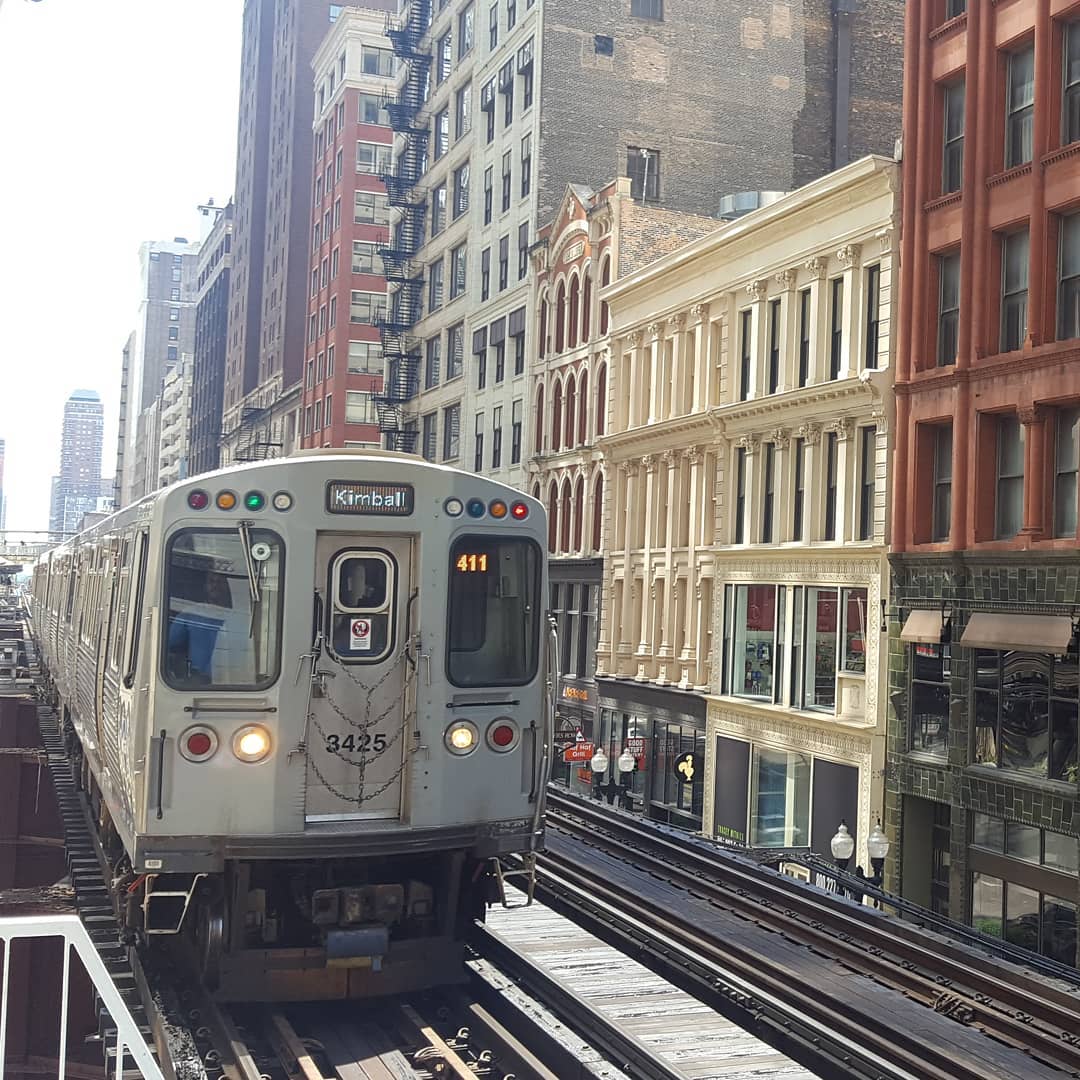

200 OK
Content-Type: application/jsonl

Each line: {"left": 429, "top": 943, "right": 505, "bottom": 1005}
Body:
{"left": 598, "top": 413, "right": 719, "bottom": 457}
{"left": 897, "top": 341, "right": 1080, "bottom": 394}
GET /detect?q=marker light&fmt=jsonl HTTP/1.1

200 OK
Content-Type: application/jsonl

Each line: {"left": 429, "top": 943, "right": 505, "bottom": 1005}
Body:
{"left": 444, "top": 497, "right": 464, "bottom": 517}
{"left": 487, "top": 719, "right": 519, "bottom": 751}
{"left": 445, "top": 721, "right": 478, "bottom": 756}
{"left": 179, "top": 725, "right": 218, "bottom": 762}
{"left": 232, "top": 724, "right": 272, "bottom": 763}
{"left": 489, "top": 499, "right": 508, "bottom": 519}
{"left": 466, "top": 498, "right": 486, "bottom": 518}
{"left": 510, "top": 501, "right": 529, "bottom": 520}
{"left": 272, "top": 491, "right": 293, "bottom": 511}
{"left": 216, "top": 490, "right": 238, "bottom": 511}
{"left": 187, "top": 490, "right": 210, "bottom": 510}
{"left": 244, "top": 491, "right": 266, "bottom": 512}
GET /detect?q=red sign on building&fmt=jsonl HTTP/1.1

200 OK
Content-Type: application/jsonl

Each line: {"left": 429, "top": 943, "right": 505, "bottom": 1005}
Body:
{"left": 562, "top": 741, "right": 595, "bottom": 764}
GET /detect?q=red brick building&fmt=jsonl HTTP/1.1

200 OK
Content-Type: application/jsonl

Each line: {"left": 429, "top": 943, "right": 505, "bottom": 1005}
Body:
{"left": 889, "top": 0, "right": 1080, "bottom": 963}
{"left": 300, "top": 8, "right": 396, "bottom": 449}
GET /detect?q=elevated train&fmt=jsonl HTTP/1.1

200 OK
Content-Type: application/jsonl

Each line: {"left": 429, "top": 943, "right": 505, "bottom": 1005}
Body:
{"left": 30, "top": 450, "right": 553, "bottom": 1000}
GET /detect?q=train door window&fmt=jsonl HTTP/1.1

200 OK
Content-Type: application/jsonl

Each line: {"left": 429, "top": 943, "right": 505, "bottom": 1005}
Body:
{"left": 64, "top": 555, "right": 78, "bottom": 622}
{"left": 123, "top": 531, "right": 149, "bottom": 689}
{"left": 110, "top": 537, "right": 132, "bottom": 671}
{"left": 447, "top": 536, "right": 541, "bottom": 687}
{"left": 329, "top": 551, "right": 396, "bottom": 663}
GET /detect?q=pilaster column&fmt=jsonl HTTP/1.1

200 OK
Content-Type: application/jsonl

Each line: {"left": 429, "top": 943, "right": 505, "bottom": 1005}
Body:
{"left": 768, "top": 428, "right": 791, "bottom": 542}
{"left": 774, "top": 269, "right": 797, "bottom": 393}
{"left": 638, "top": 455, "right": 657, "bottom": 655}
{"left": 734, "top": 433, "right": 761, "bottom": 543}
{"left": 682, "top": 448, "right": 701, "bottom": 663}
{"left": 804, "top": 257, "right": 828, "bottom": 386}
{"left": 659, "top": 450, "right": 678, "bottom": 663}
{"left": 618, "top": 462, "right": 636, "bottom": 652}
{"left": 668, "top": 313, "right": 686, "bottom": 419}
{"left": 1019, "top": 405, "right": 1048, "bottom": 539}
{"left": 647, "top": 322, "right": 664, "bottom": 424}
{"left": 690, "top": 304, "right": 708, "bottom": 412}
{"left": 826, "top": 417, "right": 856, "bottom": 542}
{"left": 796, "top": 422, "right": 823, "bottom": 539}
{"left": 837, "top": 244, "right": 863, "bottom": 377}
{"left": 627, "top": 330, "right": 644, "bottom": 428}
{"left": 1028, "top": 0, "right": 1052, "bottom": 348}
{"left": 744, "top": 280, "right": 768, "bottom": 401}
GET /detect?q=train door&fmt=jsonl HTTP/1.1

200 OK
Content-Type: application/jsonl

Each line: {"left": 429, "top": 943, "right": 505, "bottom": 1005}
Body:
{"left": 304, "top": 534, "right": 415, "bottom": 823}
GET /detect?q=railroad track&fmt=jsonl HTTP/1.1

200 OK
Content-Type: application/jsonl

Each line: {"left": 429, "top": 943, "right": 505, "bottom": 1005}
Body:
{"left": 542, "top": 790, "right": 1080, "bottom": 1080}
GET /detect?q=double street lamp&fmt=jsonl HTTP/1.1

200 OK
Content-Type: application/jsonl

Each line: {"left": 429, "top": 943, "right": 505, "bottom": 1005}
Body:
{"left": 830, "top": 819, "right": 890, "bottom": 899}
{"left": 590, "top": 747, "right": 637, "bottom": 810}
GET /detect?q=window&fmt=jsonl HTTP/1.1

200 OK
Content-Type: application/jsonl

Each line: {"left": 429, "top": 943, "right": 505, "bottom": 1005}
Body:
{"left": 520, "top": 42, "right": 534, "bottom": 109}
{"left": 313, "top": 399, "right": 323, "bottom": 431}
{"left": 631, "top": 0, "right": 663, "bottom": 17}
{"left": 431, "top": 182, "right": 447, "bottom": 236}
{"left": 359, "top": 92, "right": 389, "bottom": 125}
{"left": 483, "top": 78, "right": 497, "bottom": 142}
{"left": 489, "top": 3, "right": 498, "bottom": 49}
{"left": 447, "top": 536, "right": 541, "bottom": 687}
{"left": 793, "top": 437, "right": 806, "bottom": 541}
{"left": 483, "top": 166, "right": 493, "bottom": 225}
{"left": 858, "top": 426, "right": 876, "bottom": 541}
{"left": 738, "top": 309, "right": 752, "bottom": 401}
{"left": 354, "top": 191, "right": 390, "bottom": 224}
{"left": 437, "top": 32, "right": 452, "bottom": 82}
{"left": 476, "top": 334, "right": 487, "bottom": 389}
{"left": 326, "top": 345, "right": 335, "bottom": 376}
{"left": 762, "top": 443, "right": 775, "bottom": 543}
{"left": 970, "top": 867, "right": 1076, "bottom": 965}
{"left": 450, "top": 243, "right": 467, "bottom": 299}
{"left": 995, "top": 414, "right": 1025, "bottom": 539}
{"left": 823, "top": 431, "right": 838, "bottom": 541}
{"left": 170, "top": 288, "right": 181, "bottom": 301}
{"left": 514, "top": 326, "right": 525, "bottom": 375}
{"left": 943, "top": 80, "right": 965, "bottom": 193}
{"left": 945, "top": 0, "right": 965, "bottom": 16}
{"left": 804, "top": 587, "right": 840, "bottom": 709}
{"left": 169, "top": 308, "right": 179, "bottom": 322}
{"left": 349, "top": 291, "right": 379, "bottom": 324}
{"left": 425, "top": 336, "right": 441, "bottom": 389}
{"left": 864, "top": 264, "right": 880, "bottom": 369}
{"left": 750, "top": 748, "right": 810, "bottom": 848}
{"left": 434, "top": 108, "right": 450, "bottom": 159}
{"left": 1005, "top": 46, "right": 1035, "bottom": 169}
{"left": 447, "top": 322, "right": 465, "bottom": 379}
{"left": 798, "top": 288, "right": 811, "bottom": 387}
{"left": 751, "top": 297, "right": 775, "bottom": 397}
{"left": 348, "top": 341, "right": 382, "bottom": 374}
{"left": 829, "top": 278, "right": 844, "bottom": 379}
{"left": 518, "top": 222, "right": 529, "bottom": 280}
{"left": 1059, "top": 212, "right": 1080, "bottom": 340}
{"left": 171, "top": 266, "right": 182, "bottom": 282}
{"left": 356, "top": 141, "right": 391, "bottom": 174}
{"left": 511, "top": 398, "right": 523, "bottom": 464}
{"left": 973, "top": 647, "right": 1079, "bottom": 781}
{"left": 329, "top": 296, "right": 337, "bottom": 328}
{"left": 495, "top": 338, "right": 506, "bottom": 382}
{"left": 333, "top": 199, "right": 341, "bottom": 230}
{"left": 734, "top": 447, "right": 747, "bottom": 543}
{"left": 507, "top": 0, "right": 516, "bottom": 30}
{"left": 352, "top": 241, "right": 382, "bottom": 274}
{"left": 910, "top": 641, "right": 951, "bottom": 756}
{"left": 938, "top": 251, "right": 961, "bottom": 365}
{"left": 520, "top": 133, "right": 531, "bottom": 198}
{"left": 499, "top": 235, "right": 509, "bottom": 290}
{"left": 361, "top": 46, "right": 394, "bottom": 77}
{"left": 458, "top": 3, "right": 474, "bottom": 58}
{"left": 626, "top": 146, "right": 659, "bottom": 201}
{"left": 453, "top": 163, "right": 470, "bottom": 218}
{"left": 168, "top": 326, "right": 178, "bottom": 341}
{"left": 163, "top": 529, "right": 283, "bottom": 691}
{"left": 726, "top": 585, "right": 776, "bottom": 698}
{"left": 336, "top": 149, "right": 343, "bottom": 181}
{"left": 455, "top": 83, "right": 472, "bottom": 139}
{"left": 1066, "top": 21, "right": 1080, "bottom": 146}
{"left": 422, "top": 412, "right": 437, "bottom": 461}
{"left": 1001, "top": 229, "right": 1030, "bottom": 352}
{"left": 481, "top": 247, "right": 491, "bottom": 301}
{"left": 932, "top": 424, "right": 953, "bottom": 542}
{"left": 492, "top": 405, "right": 503, "bottom": 467}
{"left": 474, "top": 413, "right": 485, "bottom": 472}
{"left": 501, "top": 61, "right": 514, "bottom": 126}
{"left": 331, "top": 247, "right": 339, "bottom": 279}
{"left": 167, "top": 345, "right": 178, "bottom": 361}
{"left": 502, "top": 150, "right": 512, "bottom": 212}
{"left": 429, "top": 258, "right": 444, "bottom": 311}
{"left": 443, "top": 404, "right": 461, "bottom": 460}
{"left": 1054, "top": 408, "right": 1080, "bottom": 537}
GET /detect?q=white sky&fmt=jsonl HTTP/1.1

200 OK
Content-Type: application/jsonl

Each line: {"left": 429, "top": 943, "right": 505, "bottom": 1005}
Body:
{"left": 0, "top": 0, "right": 242, "bottom": 533}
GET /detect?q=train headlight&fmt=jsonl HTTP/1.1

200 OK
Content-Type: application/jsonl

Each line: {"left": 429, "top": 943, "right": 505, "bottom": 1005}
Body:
{"left": 445, "top": 721, "right": 478, "bottom": 756}
{"left": 179, "top": 725, "right": 218, "bottom": 762}
{"left": 232, "top": 724, "right": 272, "bottom": 763}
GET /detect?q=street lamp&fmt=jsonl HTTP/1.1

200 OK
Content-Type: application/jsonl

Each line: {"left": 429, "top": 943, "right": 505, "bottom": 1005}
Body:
{"left": 830, "top": 818, "right": 890, "bottom": 901}
{"left": 591, "top": 747, "right": 636, "bottom": 810}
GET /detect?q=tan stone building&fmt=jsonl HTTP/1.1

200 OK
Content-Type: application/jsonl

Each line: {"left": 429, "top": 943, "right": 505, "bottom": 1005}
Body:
{"left": 598, "top": 155, "right": 899, "bottom": 847}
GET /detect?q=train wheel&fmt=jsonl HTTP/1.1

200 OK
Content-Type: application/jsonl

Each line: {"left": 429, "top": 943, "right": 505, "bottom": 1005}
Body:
{"left": 197, "top": 893, "right": 225, "bottom": 991}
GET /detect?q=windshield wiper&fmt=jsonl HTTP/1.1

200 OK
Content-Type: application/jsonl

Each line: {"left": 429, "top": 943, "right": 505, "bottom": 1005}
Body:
{"left": 237, "top": 520, "right": 261, "bottom": 604}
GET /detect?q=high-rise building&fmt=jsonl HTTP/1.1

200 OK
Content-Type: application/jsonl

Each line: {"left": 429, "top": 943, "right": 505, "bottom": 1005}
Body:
{"left": 376, "top": 0, "right": 905, "bottom": 488}
{"left": 49, "top": 390, "right": 105, "bottom": 537}
{"left": 299, "top": 7, "right": 395, "bottom": 449}
{"left": 221, "top": 0, "right": 399, "bottom": 465}
{"left": 115, "top": 239, "right": 200, "bottom": 505}
{"left": 0, "top": 438, "right": 6, "bottom": 531}
{"left": 887, "top": 0, "right": 1080, "bottom": 965}
{"left": 191, "top": 202, "right": 235, "bottom": 476}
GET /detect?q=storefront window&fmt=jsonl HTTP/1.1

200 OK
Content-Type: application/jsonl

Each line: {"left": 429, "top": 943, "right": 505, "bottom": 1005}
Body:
{"left": 650, "top": 722, "right": 704, "bottom": 828}
{"left": 841, "top": 588, "right": 867, "bottom": 673}
{"left": 749, "top": 747, "right": 810, "bottom": 847}
{"left": 729, "top": 585, "right": 776, "bottom": 699}
{"left": 971, "top": 872, "right": 1004, "bottom": 937}
{"left": 910, "top": 642, "right": 950, "bottom": 756}
{"left": 805, "top": 587, "right": 838, "bottom": 710}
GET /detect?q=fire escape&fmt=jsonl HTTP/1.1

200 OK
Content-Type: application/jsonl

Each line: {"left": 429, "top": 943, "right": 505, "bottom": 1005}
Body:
{"left": 375, "top": 0, "right": 432, "bottom": 454}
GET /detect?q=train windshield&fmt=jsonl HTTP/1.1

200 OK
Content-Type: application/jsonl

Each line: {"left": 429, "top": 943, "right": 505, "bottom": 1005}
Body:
{"left": 446, "top": 535, "right": 541, "bottom": 687}
{"left": 162, "top": 528, "right": 284, "bottom": 691}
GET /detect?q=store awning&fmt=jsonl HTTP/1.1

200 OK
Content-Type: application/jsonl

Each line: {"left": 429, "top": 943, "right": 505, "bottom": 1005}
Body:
{"left": 900, "top": 609, "right": 949, "bottom": 644}
{"left": 959, "top": 613, "right": 1074, "bottom": 655}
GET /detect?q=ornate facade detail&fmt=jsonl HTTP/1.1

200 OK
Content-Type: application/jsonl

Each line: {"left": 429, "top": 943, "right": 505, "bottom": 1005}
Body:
{"left": 745, "top": 279, "right": 768, "bottom": 302}
{"left": 687, "top": 447, "right": 703, "bottom": 466}
{"left": 804, "top": 256, "right": 827, "bottom": 278}
{"left": 642, "top": 454, "right": 658, "bottom": 472}
{"left": 689, "top": 302, "right": 708, "bottom": 321}
{"left": 768, "top": 427, "right": 790, "bottom": 449}
{"left": 667, "top": 312, "right": 686, "bottom": 330}
{"left": 825, "top": 416, "right": 855, "bottom": 440}
{"left": 836, "top": 243, "right": 862, "bottom": 269}
{"left": 795, "top": 421, "right": 822, "bottom": 445}
{"left": 647, "top": 321, "right": 663, "bottom": 337}
{"left": 734, "top": 433, "right": 761, "bottom": 455}
{"left": 875, "top": 226, "right": 896, "bottom": 256}
{"left": 1018, "top": 403, "right": 1047, "bottom": 426}
{"left": 662, "top": 449, "right": 678, "bottom": 467}
{"left": 773, "top": 268, "right": 796, "bottom": 290}
{"left": 628, "top": 329, "right": 644, "bottom": 347}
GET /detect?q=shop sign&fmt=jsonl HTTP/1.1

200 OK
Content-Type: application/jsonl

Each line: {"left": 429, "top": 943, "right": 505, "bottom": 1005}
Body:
{"left": 563, "top": 741, "right": 595, "bottom": 764}
{"left": 626, "top": 736, "right": 647, "bottom": 770}
{"left": 672, "top": 752, "right": 702, "bottom": 784}
{"left": 561, "top": 682, "right": 593, "bottom": 704}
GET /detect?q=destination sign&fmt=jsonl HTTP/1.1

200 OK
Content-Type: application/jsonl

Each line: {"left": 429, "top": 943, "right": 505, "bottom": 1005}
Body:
{"left": 326, "top": 481, "right": 415, "bottom": 516}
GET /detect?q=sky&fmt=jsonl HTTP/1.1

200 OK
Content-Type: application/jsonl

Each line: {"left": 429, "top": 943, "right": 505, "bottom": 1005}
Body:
{"left": 0, "top": 0, "right": 242, "bottom": 533}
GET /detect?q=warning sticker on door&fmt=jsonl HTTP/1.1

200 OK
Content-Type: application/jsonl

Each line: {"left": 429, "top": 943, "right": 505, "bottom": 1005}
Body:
{"left": 350, "top": 618, "right": 372, "bottom": 651}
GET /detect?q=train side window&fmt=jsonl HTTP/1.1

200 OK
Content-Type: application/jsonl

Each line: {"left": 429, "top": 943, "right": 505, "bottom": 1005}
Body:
{"left": 122, "top": 531, "right": 149, "bottom": 689}
{"left": 329, "top": 551, "right": 395, "bottom": 663}
{"left": 64, "top": 555, "right": 78, "bottom": 622}
{"left": 446, "top": 536, "right": 541, "bottom": 687}
{"left": 110, "top": 538, "right": 132, "bottom": 671}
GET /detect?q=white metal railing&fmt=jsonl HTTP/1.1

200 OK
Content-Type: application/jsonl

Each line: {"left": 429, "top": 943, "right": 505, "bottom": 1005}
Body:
{"left": 0, "top": 915, "right": 164, "bottom": 1080}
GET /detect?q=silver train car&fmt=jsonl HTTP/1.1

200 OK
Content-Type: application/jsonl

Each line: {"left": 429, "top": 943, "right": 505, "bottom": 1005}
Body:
{"left": 30, "top": 450, "right": 553, "bottom": 1000}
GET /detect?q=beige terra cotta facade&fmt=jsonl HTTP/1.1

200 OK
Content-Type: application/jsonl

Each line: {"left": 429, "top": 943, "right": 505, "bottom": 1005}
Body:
{"left": 598, "top": 156, "right": 900, "bottom": 860}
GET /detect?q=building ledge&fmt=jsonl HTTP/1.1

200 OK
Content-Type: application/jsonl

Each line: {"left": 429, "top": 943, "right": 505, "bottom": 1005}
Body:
{"left": 924, "top": 191, "right": 962, "bottom": 213}
{"left": 985, "top": 162, "right": 1032, "bottom": 189}
{"left": 928, "top": 12, "right": 966, "bottom": 41}
{"left": 1041, "top": 141, "right": 1080, "bottom": 169}
{"left": 708, "top": 695, "right": 879, "bottom": 735}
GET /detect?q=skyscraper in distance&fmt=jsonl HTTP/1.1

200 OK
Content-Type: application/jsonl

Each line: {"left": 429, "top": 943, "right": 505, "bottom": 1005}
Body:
{"left": 50, "top": 390, "right": 105, "bottom": 537}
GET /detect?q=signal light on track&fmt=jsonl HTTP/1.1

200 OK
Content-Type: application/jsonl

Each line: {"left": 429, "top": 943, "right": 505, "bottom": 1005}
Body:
{"left": 510, "top": 501, "right": 529, "bottom": 520}
{"left": 187, "top": 490, "right": 209, "bottom": 510}
{"left": 216, "top": 491, "right": 238, "bottom": 511}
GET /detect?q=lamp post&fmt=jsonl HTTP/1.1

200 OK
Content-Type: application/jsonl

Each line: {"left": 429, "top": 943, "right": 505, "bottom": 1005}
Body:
{"left": 830, "top": 818, "right": 890, "bottom": 902}
{"left": 591, "top": 747, "right": 637, "bottom": 810}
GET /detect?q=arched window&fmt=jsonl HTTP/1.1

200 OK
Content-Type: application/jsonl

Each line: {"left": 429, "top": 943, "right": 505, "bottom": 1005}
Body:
{"left": 534, "top": 384, "right": 545, "bottom": 453}
{"left": 568, "top": 275, "right": 580, "bottom": 349}
{"left": 532, "top": 482, "right": 541, "bottom": 501}
{"left": 551, "top": 380, "right": 563, "bottom": 452}
{"left": 565, "top": 374, "right": 577, "bottom": 449}
{"left": 582, "top": 273, "right": 592, "bottom": 342}
{"left": 599, "top": 256, "right": 611, "bottom": 336}
{"left": 559, "top": 479, "right": 572, "bottom": 553}
{"left": 573, "top": 476, "right": 584, "bottom": 552}
{"left": 547, "top": 482, "right": 559, "bottom": 553}
{"left": 595, "top": 362, "right": 607, "bottom": 437}
{"left": 539, "top": 298, "right": 548, "bottom": 359}
{"left": 592, "top": 472, "right": 604, "bottom": 552}
{"left": 578, "top": 370, "right": 589, "bottom": 444}
{"left": 555, "top": 283, "right": 566, "bottom": 353}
